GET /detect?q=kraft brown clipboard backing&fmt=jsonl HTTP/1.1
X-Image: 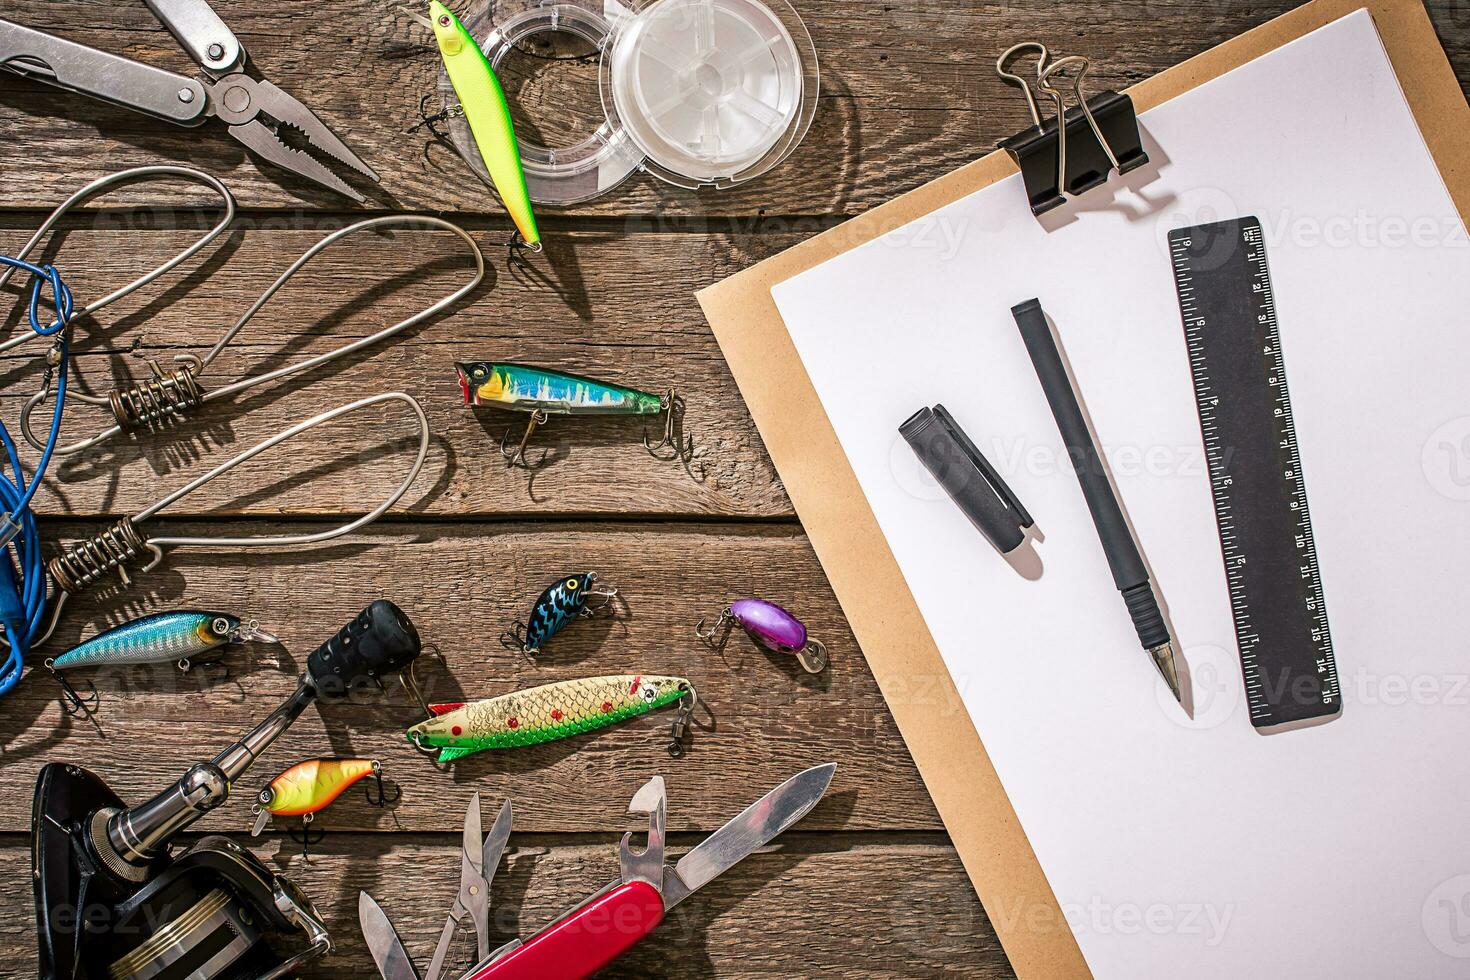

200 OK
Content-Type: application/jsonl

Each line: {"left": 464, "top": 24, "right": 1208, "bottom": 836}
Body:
{"left": 696, "top": 0, "right": 1470, "bottom": 976}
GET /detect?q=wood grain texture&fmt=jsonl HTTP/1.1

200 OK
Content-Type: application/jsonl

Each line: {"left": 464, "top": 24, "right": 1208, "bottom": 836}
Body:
{"left": 0, "top": 835, "right": 1016, "bottom": 978}
{"left": 0, "top": 222, "right": 799, "bottom": 518}
{"left": 0, "top": 521, "right": 950, "bottom": 835}
{"left": 11, "top": 0, "right": 1464, "bottom": 216}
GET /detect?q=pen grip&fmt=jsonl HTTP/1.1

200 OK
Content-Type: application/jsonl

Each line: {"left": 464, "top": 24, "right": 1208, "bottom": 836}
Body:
{"left": 1012, "top": 299, "right": 1147, "bottom": 590}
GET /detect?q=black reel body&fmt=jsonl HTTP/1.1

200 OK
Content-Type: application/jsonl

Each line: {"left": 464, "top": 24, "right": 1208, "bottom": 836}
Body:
{"left": 33, "top": 600, "right": 422, "bottom": 979}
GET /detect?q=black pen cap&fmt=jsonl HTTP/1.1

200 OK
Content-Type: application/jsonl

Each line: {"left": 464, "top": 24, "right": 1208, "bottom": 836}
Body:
{"left": 899, "top": 405, "right": 1034, "bottom": 554}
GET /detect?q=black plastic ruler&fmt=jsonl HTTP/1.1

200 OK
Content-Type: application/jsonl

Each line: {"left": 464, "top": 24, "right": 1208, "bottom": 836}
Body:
{"left": 1169, "top": 217, "right": 1341, "bottom": 729}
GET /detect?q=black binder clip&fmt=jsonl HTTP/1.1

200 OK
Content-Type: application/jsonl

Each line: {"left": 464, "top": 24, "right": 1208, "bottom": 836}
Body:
{"left": 899, "top": 405, "right": 1034, "bottom": 555}
{"left": 996, "top": 43, "right": 1149, "bottom": 216}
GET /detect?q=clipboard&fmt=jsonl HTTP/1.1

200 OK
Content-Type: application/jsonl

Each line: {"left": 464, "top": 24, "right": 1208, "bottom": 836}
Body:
{"left": 696, "top": 0, "right": 1470, "bottom": 976}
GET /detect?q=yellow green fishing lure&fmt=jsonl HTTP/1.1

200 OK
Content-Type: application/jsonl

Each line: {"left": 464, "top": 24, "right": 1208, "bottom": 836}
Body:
{"left": 430, "top": 1, "right": 540, "bottom": 248}
{"left": 407, "top": 674, "right": 694, "bottom": 764}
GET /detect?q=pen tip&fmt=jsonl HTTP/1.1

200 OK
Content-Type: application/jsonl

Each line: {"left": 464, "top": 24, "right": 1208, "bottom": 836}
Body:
{"left": 1149, "top": 641, "right": 1183, "bottom": 703}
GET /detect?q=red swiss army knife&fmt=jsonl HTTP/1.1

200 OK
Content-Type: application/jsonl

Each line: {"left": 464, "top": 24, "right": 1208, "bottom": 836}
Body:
{"left": 359, "top": 763, "right": 836, "bottom": 980}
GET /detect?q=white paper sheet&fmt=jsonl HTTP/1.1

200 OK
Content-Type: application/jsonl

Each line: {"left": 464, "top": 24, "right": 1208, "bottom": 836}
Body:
{"left": 771, "top": 11, "right": 1470, "bottom": 978}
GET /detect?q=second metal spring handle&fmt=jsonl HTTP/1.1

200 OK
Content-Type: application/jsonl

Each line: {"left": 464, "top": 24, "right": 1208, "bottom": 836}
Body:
{"left": 21, "top": 215, "right": 485, "bottom": 456}
{"left": 38, "top": 390, "right": 430, "bottom": 643}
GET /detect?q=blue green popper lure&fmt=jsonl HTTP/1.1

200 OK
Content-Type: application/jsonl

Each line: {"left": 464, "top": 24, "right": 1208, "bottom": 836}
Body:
{"left": 501, "top": 572, "right": 619, "bottom": 657}
{"left": 456, "top": 362, "right": 693, "bottom": 469}
{"left": 429, "top": 1, "right": 541, "bottom": 250}
{"left": 46, "top": 610, "right": 277, "bottom": 713}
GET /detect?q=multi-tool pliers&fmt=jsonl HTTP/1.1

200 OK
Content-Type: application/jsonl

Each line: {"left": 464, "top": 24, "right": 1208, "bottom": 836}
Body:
{"left": 0, "top": 0, "right": 378, "bottom": 201}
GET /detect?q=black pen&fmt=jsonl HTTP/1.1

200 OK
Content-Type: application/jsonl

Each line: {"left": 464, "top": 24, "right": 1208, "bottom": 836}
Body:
{"left": 1012, "top": 298, "right": 1183, "bottom": 702}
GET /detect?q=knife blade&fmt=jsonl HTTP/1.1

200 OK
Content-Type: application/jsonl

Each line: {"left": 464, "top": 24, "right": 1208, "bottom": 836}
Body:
{"left": 662, "top": 762, "right": 836, "bottom": 909}
{"left": 482, "top": 798, "right": 513, "bottom": 895}
{"left": 360, "top": 891, "right": 423, "bottom": 980}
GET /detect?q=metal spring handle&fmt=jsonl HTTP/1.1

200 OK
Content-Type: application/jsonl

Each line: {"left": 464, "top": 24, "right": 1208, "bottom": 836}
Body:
{"left": 21, "top": 215, "right": 484, "bottom": 456}
{"left": 35, "top": 392, "right": 430, "bottom": 643}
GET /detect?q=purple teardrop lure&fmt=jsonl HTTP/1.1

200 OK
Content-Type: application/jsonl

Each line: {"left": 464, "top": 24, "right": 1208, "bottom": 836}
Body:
{"left": 729, "top": 599, "right": 828, "bottom": 674}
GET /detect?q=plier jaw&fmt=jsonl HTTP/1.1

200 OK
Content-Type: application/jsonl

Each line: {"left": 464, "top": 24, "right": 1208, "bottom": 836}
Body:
{"left": 0, "top": 2, "right": 379, "bottom": 202}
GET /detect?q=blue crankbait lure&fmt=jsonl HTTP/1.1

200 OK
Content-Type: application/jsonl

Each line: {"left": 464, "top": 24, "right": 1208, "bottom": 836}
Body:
{"left": 500, "top": 573, "right": 618, "bottom": 657}
{"left": 46, "top": 610, "right": 277, "bottom": 713}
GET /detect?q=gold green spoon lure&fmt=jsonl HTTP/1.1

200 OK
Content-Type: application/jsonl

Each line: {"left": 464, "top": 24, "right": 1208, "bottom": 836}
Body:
{"left": 429, "top": 0, "right": 541, "bottom": 249}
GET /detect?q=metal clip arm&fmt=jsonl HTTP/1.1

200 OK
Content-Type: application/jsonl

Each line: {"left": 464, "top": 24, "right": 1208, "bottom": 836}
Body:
{"left": 0, "top": 166, "right": 235, "bottom": 357}
{"left": 20, "top": 216, "right": 483, "bottom": 457}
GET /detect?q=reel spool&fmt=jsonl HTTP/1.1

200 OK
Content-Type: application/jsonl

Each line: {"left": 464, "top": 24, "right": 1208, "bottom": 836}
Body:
{"left": 32, "top": 601, "right": 421, "bottom": 979}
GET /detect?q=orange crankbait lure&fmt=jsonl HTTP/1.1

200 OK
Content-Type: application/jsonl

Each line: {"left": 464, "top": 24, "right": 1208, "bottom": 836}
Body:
{"left": 249, "top": 758, "right": 395, "bottom": 838}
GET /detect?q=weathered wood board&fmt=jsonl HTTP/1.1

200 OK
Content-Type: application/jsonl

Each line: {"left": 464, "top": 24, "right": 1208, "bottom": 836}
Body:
{"left": 0, "top": 836, "right": 1013, "bottom": 978}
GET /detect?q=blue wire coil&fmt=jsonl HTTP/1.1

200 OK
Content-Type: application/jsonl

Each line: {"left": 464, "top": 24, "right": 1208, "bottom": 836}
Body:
{"left": 0, "top": 255, "right": 72, "bottom": 697}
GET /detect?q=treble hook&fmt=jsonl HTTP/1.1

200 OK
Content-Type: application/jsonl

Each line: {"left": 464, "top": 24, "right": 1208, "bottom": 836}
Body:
{"left": 364, "top": 760, "right": 400, "bottom": 807}
{"left": 498, "top": 622, "right": 531, "bottom": 654}
{"left": 45, "top": 665, "right": 98, "bottom": 717}
{"left": 694, "top": 608, "right": 734, "bottom": 649}
{"left": 20, "top": 216, "right": 484, "bottom": 457}
{"left": 32, "top": 392, "right": 429, "bottom": 648}
{"left": 642, "top": 390, "right": 695, "bottom": 463}
{"left": 582, "top": 586, "right": 619, "bottom": 617}
{"left": 407, "top": 94, "right": 465, "bottom": 138}
{"left": 0, "top": 167, "right": 235, "bottom": 359}
{"left": 287, "top": 814, "right": 328, "bottom": 861}
{"left": 501, "top": 409, "right": 550, "bottom": 469}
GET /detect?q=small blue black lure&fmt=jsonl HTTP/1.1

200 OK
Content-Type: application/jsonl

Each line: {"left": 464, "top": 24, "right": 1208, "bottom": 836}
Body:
{"left": 500, "top": 573, "right": 618, "bottom": 656}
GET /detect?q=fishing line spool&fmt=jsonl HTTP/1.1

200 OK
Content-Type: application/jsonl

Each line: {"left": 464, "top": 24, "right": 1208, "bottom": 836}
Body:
{"left": 437, "top": 0, "right": 818, "bottom": 203}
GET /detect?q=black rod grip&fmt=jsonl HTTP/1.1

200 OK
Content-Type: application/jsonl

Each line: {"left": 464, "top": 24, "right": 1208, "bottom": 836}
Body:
{"left": 306, "top": 599, "right": 421, "bottom": 700}
{"left": 1012, "top": 298, "right": 1147, "bottom": 590}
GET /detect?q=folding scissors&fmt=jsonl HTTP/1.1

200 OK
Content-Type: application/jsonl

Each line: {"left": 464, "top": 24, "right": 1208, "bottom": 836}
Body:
{"left": 0, "top": 0, "right": 378, "bottom": 201}
{"left": 424, "top": 792, "right": 514, "bottom": 980}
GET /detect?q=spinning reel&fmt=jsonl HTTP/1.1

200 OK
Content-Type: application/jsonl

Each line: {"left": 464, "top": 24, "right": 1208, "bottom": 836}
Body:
{"left": 32, "top": 600, "right": 423, "bottom": 980}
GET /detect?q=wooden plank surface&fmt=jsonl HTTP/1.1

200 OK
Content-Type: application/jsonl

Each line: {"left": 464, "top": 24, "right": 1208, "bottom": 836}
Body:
{"left": 0, "top": 222, "right": 800, "bottom": 518}
{"left": 0, "top": 835, "right": 1012, "bottom": 978}
{"left": 3, "top": 0, "right": 1468, "bottom": 976}
{"left": 10, "top": 0, "right": 1469, "bottom": 216}
{"left": 0, "top": 521, "right": 942, "bottom": 835}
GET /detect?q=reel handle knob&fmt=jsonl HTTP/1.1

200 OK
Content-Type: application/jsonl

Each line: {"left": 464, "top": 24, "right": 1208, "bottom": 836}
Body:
{"left": 306, "top": 599, "right": 421, "bottom": 700}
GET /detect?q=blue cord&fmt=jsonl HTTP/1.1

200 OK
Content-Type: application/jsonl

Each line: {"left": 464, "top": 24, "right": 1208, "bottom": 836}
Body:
{"left": 0, "top": 255, "right": 72, "bottom": 697}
